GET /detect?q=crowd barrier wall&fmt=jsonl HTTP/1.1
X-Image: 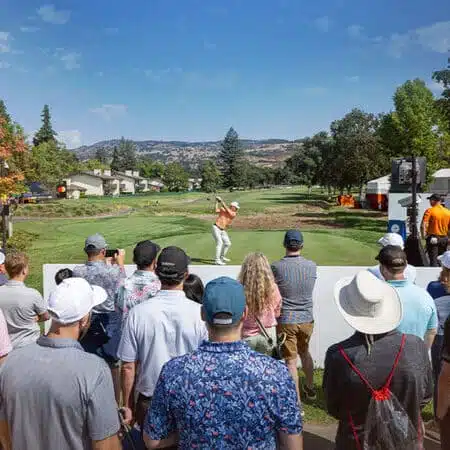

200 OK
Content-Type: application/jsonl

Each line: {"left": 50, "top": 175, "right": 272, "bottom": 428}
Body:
{"left": 43, "top": 264, "right": 441, "bottom": 367}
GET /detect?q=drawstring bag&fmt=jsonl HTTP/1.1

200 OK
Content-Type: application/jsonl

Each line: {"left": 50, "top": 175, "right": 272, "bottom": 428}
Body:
{"left": 339, "top": 334, "right": 422, "bottom": 450}
{"left": 254, "top": 317, "right": 286, "bottom": 360}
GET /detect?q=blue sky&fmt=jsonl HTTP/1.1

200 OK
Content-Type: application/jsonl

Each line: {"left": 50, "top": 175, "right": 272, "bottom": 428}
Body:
{"left": 0, "top": 0, "right": 449, "bottom": 147}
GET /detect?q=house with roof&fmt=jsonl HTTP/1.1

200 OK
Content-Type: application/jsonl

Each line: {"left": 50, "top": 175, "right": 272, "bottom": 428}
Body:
{"left": 65, "top": 170, "right": 120, "bottom": 197}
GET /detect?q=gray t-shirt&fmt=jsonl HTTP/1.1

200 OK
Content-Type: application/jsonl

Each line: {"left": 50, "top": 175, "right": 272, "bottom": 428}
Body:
{"left": 0, "top": 336, "right": 120, "bottom": 450}
{"left": 271, "top": 256, "right": 317, "bottom": 324}
{"left": 0, "top": 280, "right": 48, "bottom": 348}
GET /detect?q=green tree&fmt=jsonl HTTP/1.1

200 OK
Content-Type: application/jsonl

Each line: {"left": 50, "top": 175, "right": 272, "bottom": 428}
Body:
{"left": 111, "top": 146, "right": 120, "bottom": 172}
{"left": 330, "top": 108, "right": 384, "bottom": 194}
{"left": 95, "top": 147, "right": 110, "bottom": 165}
{"left": 138, "top": 157, "right": 165, "bottom": 179}
{"left": 79, "top": 159, "right": 109, "bottom": 171}
{"left": 110, "top": 138, "right": 137, "bottom": 172}
{"left": 163, "top": 162, "right": 189, "bottom": 192}
{"left": 432, "top": 65, "right": 450, "bottom": 130}
{"left": 219, "top": 127, "right": 244, "bottom": 188}
{"left": 392, "top": 79, "right": 442, "bottom": 174}
{"left": 200, "top": 160, "right": 222, "bottom": 192}
{"left": 27, "top": 141, "right": 79, "bottom": 191}
{"left": 33, "top": 105, "right": 57, "bottom": 147}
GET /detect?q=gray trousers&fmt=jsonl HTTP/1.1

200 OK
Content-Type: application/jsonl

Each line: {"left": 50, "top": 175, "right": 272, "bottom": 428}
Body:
{"left": 212, "top": 225, "right": 231, "bottom": 262}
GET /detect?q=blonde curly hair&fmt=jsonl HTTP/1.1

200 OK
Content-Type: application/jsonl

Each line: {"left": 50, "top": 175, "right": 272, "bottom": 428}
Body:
{"left": 238, "top": 252, "right": 275, "bottom": 317}
{"left": 439, "top": 267, "right": 450, "bottom": 293}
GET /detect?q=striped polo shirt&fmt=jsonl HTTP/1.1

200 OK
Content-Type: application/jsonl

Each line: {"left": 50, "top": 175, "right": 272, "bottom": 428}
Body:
{"left": 271, "top": 255, "right": 317, "bottom": 324}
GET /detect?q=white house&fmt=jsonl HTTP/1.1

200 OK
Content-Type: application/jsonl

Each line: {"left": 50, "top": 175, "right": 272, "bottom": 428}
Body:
{"left": 188, "top": 178, "right": 202, "bottom": 191}
{"left": 148, "top": 179, "right": 164, "bottom": 192}
{"left": 115, "top": 171, "right": 136, "bottom": 195}
{"left": 65, "top": 170, "right": 120, "bottom": 197}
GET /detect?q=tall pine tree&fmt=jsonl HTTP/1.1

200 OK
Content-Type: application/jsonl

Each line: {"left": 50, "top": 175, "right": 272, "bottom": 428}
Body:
{"left": 219, "top": 127, "right": 244, "bottom": 188}
{"left": 111, "top": 146, "right": 121, "bottom": 172}
{"left": 110, "top": 138, "right": 137, "bottom": 172}
{"left": 33, "top": 105, "right": 57, "bottom": 147}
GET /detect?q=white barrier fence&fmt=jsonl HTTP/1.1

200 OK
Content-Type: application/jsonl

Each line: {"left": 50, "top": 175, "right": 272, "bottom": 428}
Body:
{"left": 43, "top": 264, "right": 441, "bottom": 367}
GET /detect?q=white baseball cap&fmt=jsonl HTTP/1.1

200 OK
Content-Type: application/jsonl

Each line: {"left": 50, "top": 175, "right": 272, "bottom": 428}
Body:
{"left": 230, "top": 201, "right": 240, "bottom": 210}
{"left": 48, "top": 278, "right": 107, "bottom": 324}
{"left": 438, "top": 251, "right": 450, "bottom": 269}
{"left": 378, "top": 233, "right": 404, "bottom": 249}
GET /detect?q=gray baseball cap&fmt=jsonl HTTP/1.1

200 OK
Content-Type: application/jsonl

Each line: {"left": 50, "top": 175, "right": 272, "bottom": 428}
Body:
{"left": 84, "top": 233, "right": 108, "bottom": 251}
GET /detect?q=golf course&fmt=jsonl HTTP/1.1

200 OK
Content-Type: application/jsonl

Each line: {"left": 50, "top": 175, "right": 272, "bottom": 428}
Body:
{"left": 13, "top": 186, "right": 387, "bottom": 293}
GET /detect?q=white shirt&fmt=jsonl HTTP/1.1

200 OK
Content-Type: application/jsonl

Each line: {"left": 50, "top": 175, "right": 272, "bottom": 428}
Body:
{"left": 368, "top": 264, "right": 417, "bottom": 283}
{"left": 117, "top": 290, "right": 208, "bottom": 396}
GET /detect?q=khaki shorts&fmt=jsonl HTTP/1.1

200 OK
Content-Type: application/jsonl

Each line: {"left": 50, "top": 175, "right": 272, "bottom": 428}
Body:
{"left": 277, "top": 322, "right": 314, "bottom": 361}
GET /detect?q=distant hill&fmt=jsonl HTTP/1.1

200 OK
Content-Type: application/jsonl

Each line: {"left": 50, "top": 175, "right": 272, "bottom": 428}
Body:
{"left": 73, "top": 138, "right": 299, "bottom": 168}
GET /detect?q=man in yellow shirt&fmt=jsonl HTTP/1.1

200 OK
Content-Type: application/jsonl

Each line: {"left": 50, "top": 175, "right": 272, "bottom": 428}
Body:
{"left": 212, "top": 197, "right": 240, "bottom": 265}
{"left": 421, "top": 194, "right": 450, "bottom": 266}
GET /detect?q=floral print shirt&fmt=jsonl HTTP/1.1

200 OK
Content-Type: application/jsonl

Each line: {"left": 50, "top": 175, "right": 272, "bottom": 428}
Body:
{"left": 145, "top": 341, "right": 302, "bottom": 449}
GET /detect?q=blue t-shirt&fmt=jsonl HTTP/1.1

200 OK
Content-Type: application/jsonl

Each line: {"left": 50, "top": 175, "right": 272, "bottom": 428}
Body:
{"left": 427, "top": 281, "right": 450, "bottom": 336}
{"left": 145, "top": 341, "right": 302, "bottom": 449}
{"left": 389, "top": 279, "right": 438, "bottom": 340}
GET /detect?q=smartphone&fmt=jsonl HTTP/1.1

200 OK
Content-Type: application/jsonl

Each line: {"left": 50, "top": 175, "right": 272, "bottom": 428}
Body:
{"left": 105, "top": 249, "right": 118, "bottom": 258}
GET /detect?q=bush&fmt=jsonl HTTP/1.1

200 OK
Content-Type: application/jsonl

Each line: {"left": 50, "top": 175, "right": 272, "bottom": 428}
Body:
{"left": 6, "top": 230, "right": 39, "bottom": 252}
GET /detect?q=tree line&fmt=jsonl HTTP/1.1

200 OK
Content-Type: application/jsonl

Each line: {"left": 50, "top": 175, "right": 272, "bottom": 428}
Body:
{"left": 0, "top": 59, "right": 449, "bottom": 197}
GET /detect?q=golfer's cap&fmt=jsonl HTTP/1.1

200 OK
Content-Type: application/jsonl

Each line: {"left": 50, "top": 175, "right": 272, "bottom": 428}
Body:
{"left": 0, "top": 250, "right": 4, "bottom": 265}
{"left": 84, "top": 233, "right": 108, "bottom": 251}
{"left": 48, "top": 278, "right": 107, "bottom": 324}
{"left": 203, "top": 277, "right": 246, "bottom": 325}
{"left": 156, "top": 246, "right": 190, "bottom": 279}
{"left": 284, "top": 229, "right": 304, "bottom": 246}
{"left": 378, "top": 233, "right": 404, "bottom": 249}
{"left": 428, "top": 194, "right": 442, "bottom": 201}
{"left": 230, "top": 201, "right": 240, "bottom": 210}
{"left": 376, "top": 245, "right": 407, "bottom": 268}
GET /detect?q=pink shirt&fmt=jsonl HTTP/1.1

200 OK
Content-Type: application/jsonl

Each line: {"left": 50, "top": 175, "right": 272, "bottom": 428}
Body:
{"left": 0, "top": 310, "right": 12, "bottom": 358}
{"left": 242, "top": 284, "right": 282, "bottom": 338}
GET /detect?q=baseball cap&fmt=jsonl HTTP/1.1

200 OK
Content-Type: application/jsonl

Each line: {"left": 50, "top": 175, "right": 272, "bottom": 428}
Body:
{"left": 230, "top": 201, "right": 240, "bottom": 210}
{"left": 378, "top": 233, "right": 404, "bottom": 249}
{"left": 203, "top": 277, "right": 246, "bottom": 325}
{"left": 428, "top": 194, "right": 442, "bottom": 201}
{"left": 376, "top": 245, "right": 407, "bottom": 268}
{"left": 0, "top": 250, "right": 4, "bottom": 265}
{"left": 48, "top": 278, "right": 107, "bottom": 324}
{"left": 438, "top": 251, "right": 450, "bottom": 269}
{"left": 84, "top": 233, "right": 108, "bottom": 251}
{"left": 156, "top": 246, "right": 190, "bottom": 279}
{"left": 133, "top": 240, "right": 161, "bottom": 267}
{"left": 284, "top": 229, "right": 304, "bottom": 246}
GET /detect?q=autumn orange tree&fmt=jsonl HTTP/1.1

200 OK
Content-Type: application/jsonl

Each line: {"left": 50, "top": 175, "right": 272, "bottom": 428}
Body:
{"left": 0, "top": 100, "right": 26, "bottom": 198}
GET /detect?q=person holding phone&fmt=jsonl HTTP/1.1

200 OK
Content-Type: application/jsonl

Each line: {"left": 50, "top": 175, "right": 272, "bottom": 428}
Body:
{"left": 73, "top": 233, "right": 126, "bottom": 401}
{"left": 212, "top": 196, "right": 240, "bottom": 265}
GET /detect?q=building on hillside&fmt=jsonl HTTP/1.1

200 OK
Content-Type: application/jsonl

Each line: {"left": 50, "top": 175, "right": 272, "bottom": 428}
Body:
{"left": 429, "top": 169, "right": 450, "bottom": 196}
{"left": 65, "top": 170, "right": 120, "bottom": 197}
{"left": 148, "top": 179, "right": 164, "bottom": 192}
{"left": 188, "top": 178, "right": 202, "bottom": 191}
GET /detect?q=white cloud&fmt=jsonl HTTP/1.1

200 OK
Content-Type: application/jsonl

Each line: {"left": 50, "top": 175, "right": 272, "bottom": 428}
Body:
{"left": 60, "top": 52, "right": 81, "bottom": 70}
{"left": 0, "top": 62, "right": 11, "bottom": 69}
{"left": 0, "top": 32, "right": 10, "bottom": 53}
{"left": 20, "top": 26, "right": 40, "bottom": 33}
{"left": 387, "top": 32, "right": 412, "bottom": 58}
{"left": 345, "top": 75, "right": 360, "bottom": 83}
{"left": 301, "top": 86, "right": 328, "bottom": 95}
{"left": 428, "top": 80, "right": 444, "bottom": 95}
{"left": 314, "top": 16, "right": 331, "bottom": 33}
{"left": 59, "top": 130, "right": 82, "bottom": 148}
{"left": 416, "top": 21, "right": 450, "bottom": 53}
{"left": 37, "top": 5, "right": 71, "bottom": 25}
{"left": 347, "top": 24, "right": 364, "bottom": 39}
{"left": 89, "top": 104, "right": 128, "bottom": 120}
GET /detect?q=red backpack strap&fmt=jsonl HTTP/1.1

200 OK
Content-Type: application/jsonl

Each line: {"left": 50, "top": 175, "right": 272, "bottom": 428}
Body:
{"left": 339, "top": 346, "right": 376, "bottom": 393}
{"left": 382, "top": 334, "right": 406, "bottom": 390}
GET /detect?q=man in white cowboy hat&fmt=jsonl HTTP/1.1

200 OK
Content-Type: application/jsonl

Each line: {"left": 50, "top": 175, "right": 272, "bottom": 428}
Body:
{"left": 212, "top": 197, "right": 240, "bottom": 265}
{"left": 323, "top": 270, "right": 432, "bottom": 450}
{"left": 368, "top": 232, "right": 417, "bottom": 283}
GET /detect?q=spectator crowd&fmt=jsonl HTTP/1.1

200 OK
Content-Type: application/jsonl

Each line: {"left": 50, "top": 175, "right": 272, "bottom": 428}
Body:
{"left": 0, "top": 225, "right": 449, "bottom": 449}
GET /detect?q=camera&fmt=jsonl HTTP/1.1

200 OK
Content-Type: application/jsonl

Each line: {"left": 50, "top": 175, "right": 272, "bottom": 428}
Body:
{"left": 105, "top": 249, "right": 118, "bottom": 258}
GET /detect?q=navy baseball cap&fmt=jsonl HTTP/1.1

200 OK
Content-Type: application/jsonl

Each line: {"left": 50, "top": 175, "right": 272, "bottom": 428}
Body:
{"left": 284, "top": 229, "right": 304, "bottom": 246}
{"left": 203, "top": 277, "right": 246, "bottom": 325}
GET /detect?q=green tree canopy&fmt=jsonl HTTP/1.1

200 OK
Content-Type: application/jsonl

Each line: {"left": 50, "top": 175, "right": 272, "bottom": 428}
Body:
{"left": 33, "top": 105, "right": 57, "bottom": 147}
{"left": 138, "top": 157, "right": 165, "bottom": 179}
{"left": 95, "top": 147, "right": 110, "bottom": 165}
{"left": 163, "top": 162, "right": 189, "bottom": 192}
{"left": 110, "top": 138, "right": 137, "bottom": 172}
{"left": 219, "top": 127, "right": 244, "bottom": 188}
{"left": 200, "top": 160, "right": 222, "bottom": 192}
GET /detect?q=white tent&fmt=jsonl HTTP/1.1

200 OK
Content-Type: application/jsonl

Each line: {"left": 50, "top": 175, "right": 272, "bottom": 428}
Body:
{"left": 366, "top": 175, "right": 390, "bottom": 195}
{"left": 429, "top": 169, "right": 450, "bottom": 195}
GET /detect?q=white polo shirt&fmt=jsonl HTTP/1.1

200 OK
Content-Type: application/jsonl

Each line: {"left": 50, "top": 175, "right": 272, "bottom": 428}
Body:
{"left": 117, "top": 290, "right": 208, "bottom": 397}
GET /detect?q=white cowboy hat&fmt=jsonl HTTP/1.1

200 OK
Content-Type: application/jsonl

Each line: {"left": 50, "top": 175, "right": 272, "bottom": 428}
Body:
{"left": 334, "top": 271, "right": 402, "bottom": 335}
{"left": 378, "top": 232, "right": 404, "bottom": 250}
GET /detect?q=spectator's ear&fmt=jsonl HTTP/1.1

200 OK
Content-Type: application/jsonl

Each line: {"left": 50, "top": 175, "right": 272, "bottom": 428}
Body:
{"left": 242, "top": 305, "right": 249, "bottom": 322}
{"left": 200, "top": 306, "right": 206, "bottom": 322}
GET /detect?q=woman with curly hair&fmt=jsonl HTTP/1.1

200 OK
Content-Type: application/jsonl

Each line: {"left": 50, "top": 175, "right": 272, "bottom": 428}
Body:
{"left": 239, "top": 252, "right": 281, "bottom": 356}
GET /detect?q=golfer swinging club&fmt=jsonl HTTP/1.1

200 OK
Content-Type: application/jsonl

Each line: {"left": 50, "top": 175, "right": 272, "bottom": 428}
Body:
{"left": 213, "top": 196, "right": 240, "bottom": 265}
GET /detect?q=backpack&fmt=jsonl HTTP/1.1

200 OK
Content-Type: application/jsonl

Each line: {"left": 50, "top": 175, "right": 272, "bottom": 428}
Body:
{"left": 339, "top": 334, "right": 422, "bottom": 450}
